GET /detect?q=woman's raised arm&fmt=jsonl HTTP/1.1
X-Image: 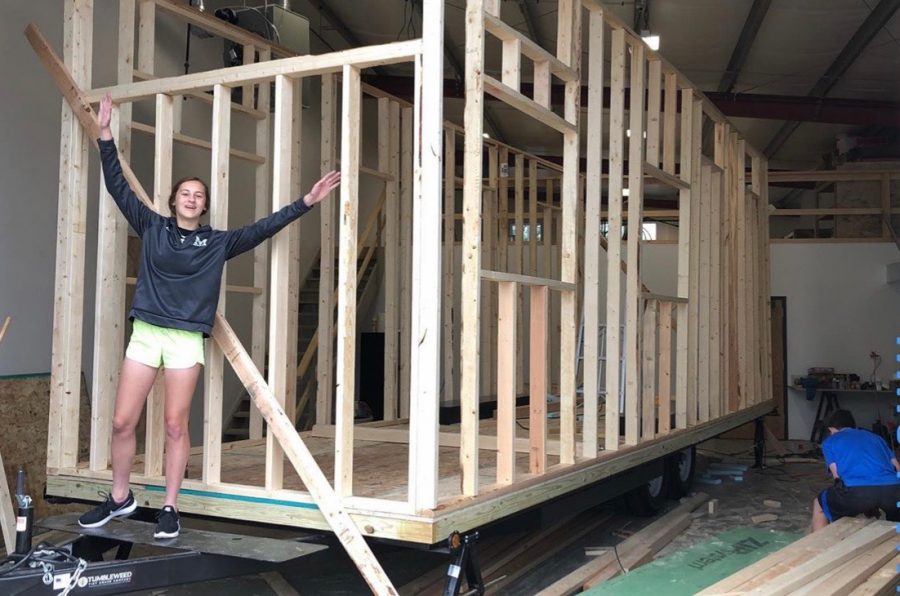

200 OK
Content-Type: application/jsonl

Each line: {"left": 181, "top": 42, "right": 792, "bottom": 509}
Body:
{"left": 98, "top": 92, "right": 114, "bottom": 141}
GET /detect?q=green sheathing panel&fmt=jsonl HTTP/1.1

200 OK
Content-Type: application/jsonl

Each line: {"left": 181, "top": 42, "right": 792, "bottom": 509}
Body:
{"left": 587, "top": 527, "right": 800, "bottom": 596}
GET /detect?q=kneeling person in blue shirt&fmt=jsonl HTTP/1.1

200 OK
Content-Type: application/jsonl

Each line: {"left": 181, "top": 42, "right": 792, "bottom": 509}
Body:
{"left": 811, "top": 410, "right": 900, "bottom": 531}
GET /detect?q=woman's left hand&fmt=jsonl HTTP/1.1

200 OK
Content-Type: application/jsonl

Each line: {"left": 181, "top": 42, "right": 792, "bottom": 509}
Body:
{"left": 303, "top": 170, "right": 341, "bottom": 207}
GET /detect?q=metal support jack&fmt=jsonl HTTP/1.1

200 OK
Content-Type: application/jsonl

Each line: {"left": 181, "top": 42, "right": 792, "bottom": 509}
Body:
{"left": 442, "top": 531, "right": 484, "bottom": 596}
{"left": 753, "top": 416, "right": 766, "bottom": 469}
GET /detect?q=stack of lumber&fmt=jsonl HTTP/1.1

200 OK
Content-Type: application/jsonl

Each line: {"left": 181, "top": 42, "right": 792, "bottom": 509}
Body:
{"left": 536, "top": 492, "right": 708, "bottom": 595}
{"left": 399, "top": 506, "right": 618, "bottom": 594}
{"left": 698, "top": 517, "right": 899, "bottom": 595}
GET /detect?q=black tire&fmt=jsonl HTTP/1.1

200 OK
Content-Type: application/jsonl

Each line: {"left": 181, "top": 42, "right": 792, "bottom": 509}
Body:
{"left": 666, "top": 446, "right": 696, "bottom": 498}
{"left": 625, "top": 468, "right": 669, "bottom": 516}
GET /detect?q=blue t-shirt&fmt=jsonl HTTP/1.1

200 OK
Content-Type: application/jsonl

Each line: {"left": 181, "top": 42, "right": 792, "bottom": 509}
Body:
{"left": 822, "top": 428, "right": 899, "bottom": 487}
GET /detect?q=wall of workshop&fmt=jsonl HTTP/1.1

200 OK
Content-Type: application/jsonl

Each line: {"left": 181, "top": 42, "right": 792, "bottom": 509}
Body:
{"left": 770, "top": 243, "right": 900, "bottom": 440}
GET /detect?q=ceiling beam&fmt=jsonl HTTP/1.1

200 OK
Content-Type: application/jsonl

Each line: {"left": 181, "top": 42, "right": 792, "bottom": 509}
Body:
{"left": 633, "top": 0, "right": 650, "bottom": 34}
{"left": 705, "top": 91, "right": 900, "bottom": 126}
{"left": 312, "top": 0, "right": 365, "bottom": 49}
{"left": 310, "top": 0, "right": 387, "bottom": 75}
{"left": 515, "top": 0, "right": 546, "bottom": 51}
{"left": 364, "top": 75, "right": 900, "bottom": 127}
{"left": 763, "top": 0, "right": 900, "bottom": 158}
{"left": 717, "top": 0, "right": 771, "bottom": 93}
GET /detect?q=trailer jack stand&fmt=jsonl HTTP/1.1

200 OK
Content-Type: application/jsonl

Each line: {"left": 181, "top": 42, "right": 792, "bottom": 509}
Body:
{"left": 753, "top": 416, "right": 766, "bottom": 469}
{"left": 442, "top": 530, "right": 484, "bottom": 596}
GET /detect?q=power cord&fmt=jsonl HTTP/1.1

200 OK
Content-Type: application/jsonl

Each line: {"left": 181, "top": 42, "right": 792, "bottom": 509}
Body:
{"left": 612, "top": 543, "right": 626, "bottom": 574}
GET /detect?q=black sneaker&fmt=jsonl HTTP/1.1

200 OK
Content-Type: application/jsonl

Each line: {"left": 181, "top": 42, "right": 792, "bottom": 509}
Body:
{"left": 78, "top": 490, "right": 136, "bottom": 528}
{"left": 153, "top": 506, "right": 180, "bottom": 539}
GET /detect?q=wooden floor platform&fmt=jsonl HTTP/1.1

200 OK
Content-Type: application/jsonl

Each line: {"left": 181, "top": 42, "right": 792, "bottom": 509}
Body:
{"left": 46, "top": 400, "right": 773, "bottom": 545}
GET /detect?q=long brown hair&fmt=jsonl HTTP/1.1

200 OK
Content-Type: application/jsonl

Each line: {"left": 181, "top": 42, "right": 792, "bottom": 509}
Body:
{"left": 168, "top": 177, "right": 209, "bottom": 215}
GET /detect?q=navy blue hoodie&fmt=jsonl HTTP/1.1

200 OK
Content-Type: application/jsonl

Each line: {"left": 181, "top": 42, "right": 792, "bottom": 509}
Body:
{"left": 99, "top": 139, "right": 312, "bottom": 335}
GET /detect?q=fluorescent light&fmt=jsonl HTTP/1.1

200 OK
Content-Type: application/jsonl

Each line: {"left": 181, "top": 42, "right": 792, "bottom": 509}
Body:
{"left": 623, "top": 188, "right": 630, "bottom": 197}
{"left": 482, "top": 132, "right": 490, "bottom": 139}
{"left": 642, "top": 34, "right": 660, "bottom": 51}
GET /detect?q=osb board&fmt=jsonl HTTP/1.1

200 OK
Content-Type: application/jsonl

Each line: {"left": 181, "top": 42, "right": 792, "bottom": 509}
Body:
{"left": 0, "top": 375, "right": 91, "bottom": 520}
{"left": 181, "top": 431, "right": 555, "bottom": 502}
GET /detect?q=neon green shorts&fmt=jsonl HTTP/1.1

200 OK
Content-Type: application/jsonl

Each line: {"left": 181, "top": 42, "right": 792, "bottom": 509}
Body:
{"left": 125, "top": 320, "right": 205, "bottom": 369}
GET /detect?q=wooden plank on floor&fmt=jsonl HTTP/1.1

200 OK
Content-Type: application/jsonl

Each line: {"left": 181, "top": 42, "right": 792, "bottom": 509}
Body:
{"left": 747, "top": 522, "right": 895, "bottom": 596}
{"left": 489, "top": 509, "right": 615, "bottom": 592}
{"left": 794, "top": 535, "right": 897, "bottom": 596}
{"left": 847, "top": 552, "right": 900, "bottom": 596}
{"left": 697, "top": 517, "right": 872, "bottom": 594}
{"left": 538, "top": 493, "right": 707, "bottom": 595}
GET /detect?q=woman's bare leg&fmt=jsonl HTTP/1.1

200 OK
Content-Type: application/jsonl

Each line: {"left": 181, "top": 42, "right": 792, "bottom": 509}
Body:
{"left": 111, "top": 358, "right": 159, "bottom": 503}
{"left": 163, "top": 364, "right": 202, "bottom": 508}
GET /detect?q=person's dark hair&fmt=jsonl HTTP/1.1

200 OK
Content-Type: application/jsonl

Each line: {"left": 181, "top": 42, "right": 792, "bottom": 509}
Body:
{"left": 827, "top": 409, "right": 856, "bottom": 430}
{"left": 168, "top": 177, "right": 209, "bottom": 215}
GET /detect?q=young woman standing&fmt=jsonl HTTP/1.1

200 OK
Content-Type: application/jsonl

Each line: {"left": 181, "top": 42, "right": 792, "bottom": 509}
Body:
{"left": 78, "top": 93, "right": 340, "bottom": 539}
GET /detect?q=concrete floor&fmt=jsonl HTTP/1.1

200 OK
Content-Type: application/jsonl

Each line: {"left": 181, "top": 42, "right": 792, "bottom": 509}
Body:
{"left": 55, "top": 439, "right": 831, "bottom": 595}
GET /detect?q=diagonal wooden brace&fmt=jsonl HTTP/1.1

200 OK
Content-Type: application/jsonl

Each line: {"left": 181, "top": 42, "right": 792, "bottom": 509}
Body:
{"left": 25, "top": 23, "right": 397, "bottom": 595}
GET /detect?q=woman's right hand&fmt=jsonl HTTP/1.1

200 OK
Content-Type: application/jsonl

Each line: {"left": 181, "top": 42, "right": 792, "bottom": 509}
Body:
{"left": 98, "top": 92, "right": 113, "bottom": 141}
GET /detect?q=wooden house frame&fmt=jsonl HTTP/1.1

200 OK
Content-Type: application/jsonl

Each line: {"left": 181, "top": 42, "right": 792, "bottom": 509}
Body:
{"left": 39, "top": 0, "right": 773, "bottom": 590}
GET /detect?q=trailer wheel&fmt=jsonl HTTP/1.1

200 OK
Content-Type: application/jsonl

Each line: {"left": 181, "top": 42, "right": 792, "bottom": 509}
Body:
{"left": 625, "top": 470, "right": 668, "bottom": 516}
{"left": 666, "top": 446, "right": 696, "bottom": 498}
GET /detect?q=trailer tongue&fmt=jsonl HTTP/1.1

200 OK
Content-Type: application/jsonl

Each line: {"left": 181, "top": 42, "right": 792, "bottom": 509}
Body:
{"left": 0, "top": 513, "right": 326, "bottom": 595}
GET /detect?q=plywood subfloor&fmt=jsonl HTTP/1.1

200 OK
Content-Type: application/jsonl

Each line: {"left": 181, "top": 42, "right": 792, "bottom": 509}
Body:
{"left": 182, "top": 418, "right": 568, "bottom": 503}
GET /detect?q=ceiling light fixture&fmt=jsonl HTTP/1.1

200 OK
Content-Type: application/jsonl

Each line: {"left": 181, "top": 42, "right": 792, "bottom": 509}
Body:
{"left": 641, "top": 33, "right": 660, "bottom": 51}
